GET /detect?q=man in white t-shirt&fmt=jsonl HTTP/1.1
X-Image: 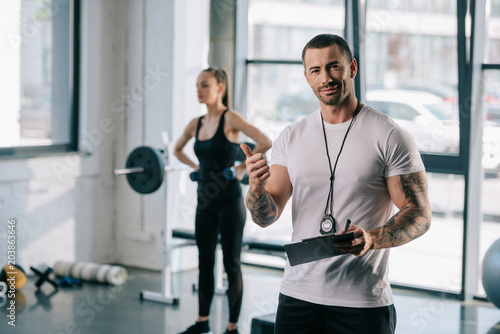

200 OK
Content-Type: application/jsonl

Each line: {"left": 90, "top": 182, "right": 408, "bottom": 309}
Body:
{"left": 241, "top": 34, "right": 431, "bottom": 334}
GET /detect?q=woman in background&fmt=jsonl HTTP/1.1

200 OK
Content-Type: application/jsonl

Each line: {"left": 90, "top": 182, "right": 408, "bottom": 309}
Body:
{"left": 174, "top": 67, "right": 272, "bottom": 334}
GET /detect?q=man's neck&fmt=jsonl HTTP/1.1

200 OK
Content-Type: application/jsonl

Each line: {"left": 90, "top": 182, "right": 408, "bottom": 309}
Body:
{"left": 320, "top": 97, "right": 359, "bottom": 124}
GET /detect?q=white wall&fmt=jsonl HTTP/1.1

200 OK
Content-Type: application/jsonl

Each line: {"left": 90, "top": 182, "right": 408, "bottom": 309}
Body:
{"left": 114, "top": 0, "right": 209, "bottom": 270}
{"left": 113, "top": 0, "right": 176, "bottom": 270}
{"left": 0, "top": 1, "right": 21, "bottom": 145}
{"left": 0, "top": 0, "right": 210, "bottom": 272}
{"left": 0, "top": 0, "right": 122, "bottom": 269}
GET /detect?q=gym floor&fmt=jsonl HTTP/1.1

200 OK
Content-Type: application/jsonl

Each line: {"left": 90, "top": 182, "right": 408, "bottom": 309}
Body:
{"left": 2, "top": 265, "right": 500, "bottom": 334}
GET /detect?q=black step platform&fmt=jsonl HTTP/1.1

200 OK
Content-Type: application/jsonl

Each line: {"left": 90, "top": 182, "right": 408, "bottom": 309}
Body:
{"left": 250, "top": 313, "right": 276, "bottom": 334}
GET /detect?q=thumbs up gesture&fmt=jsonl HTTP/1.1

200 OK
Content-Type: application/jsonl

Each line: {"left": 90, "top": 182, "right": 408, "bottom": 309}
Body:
{"left": 240, "top": 143, "right": 270, "bottom": 195}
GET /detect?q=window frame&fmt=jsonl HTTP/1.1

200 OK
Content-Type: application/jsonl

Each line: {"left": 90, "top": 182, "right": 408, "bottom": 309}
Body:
{"left": 0, "top": 0, "right": 80, "bottom": 159}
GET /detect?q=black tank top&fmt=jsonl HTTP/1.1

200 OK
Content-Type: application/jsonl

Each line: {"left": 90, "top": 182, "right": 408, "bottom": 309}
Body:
{"left": 194, "top": 110, "right": 241, "bottom": 202}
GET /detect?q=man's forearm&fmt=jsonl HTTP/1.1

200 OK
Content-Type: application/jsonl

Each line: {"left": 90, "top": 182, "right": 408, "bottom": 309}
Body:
{"left": 369, "top": 172, "right": 432, "bottom": 249}
{"left": 246, "top": 189, "right": 278, "bottom": 227}
{"left": 369, "top": 205, "right": 431, "bottom": 249}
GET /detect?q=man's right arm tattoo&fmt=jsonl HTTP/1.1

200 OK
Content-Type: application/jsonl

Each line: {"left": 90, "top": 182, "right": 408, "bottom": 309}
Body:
{"left": 246, "top": 190, "right": 278, "bottom": 227}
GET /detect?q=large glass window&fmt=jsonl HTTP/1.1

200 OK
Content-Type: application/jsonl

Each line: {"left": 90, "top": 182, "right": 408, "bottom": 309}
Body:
{"left": 247, "top": 0, "right": 344, "bottom": 136}
{"left": 0, "top": 0, "right": 78, "bottom": 155}
{"left": 477, "top": 70, "right": 500, "bottom": 297}
{"left": 244, "top": 1, "right": 344, "bottom": 255}
{"left": 390, "top": 173, "right": 464, "bottom": 293}
{"left": 487, "top": 0, "right": 500, "bottom": 63}
{"left": 248, "top": 63, "right": 316, "bottom": 132}
{"left": 474, "top": 0, "right": 500, "bottom": 299}
{"left": 363, "top": 0, "right": 469, "bottom": 294}
{"left": 248, "top": 0, "right": 344, "bottom": 61}
{"left": 365, "top": 1, "right": 459, "bottom": 155}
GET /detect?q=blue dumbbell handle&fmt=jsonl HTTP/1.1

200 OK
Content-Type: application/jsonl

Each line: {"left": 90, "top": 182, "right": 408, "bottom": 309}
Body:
{"left": 191, "top": 167, "right": 245, "bottom": 182}
{"left": 223, "top": 167, "right": 236, "bottom": 180}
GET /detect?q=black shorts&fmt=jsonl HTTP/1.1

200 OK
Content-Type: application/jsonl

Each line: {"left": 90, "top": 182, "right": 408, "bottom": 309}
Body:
{"left": 275, "top": 293, "right": 396, "bottom": 334}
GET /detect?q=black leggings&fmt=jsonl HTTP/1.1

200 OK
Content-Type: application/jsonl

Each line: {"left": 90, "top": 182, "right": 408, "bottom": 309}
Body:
{"left": 195, "top": 197, "right": 246, "bottom": 323}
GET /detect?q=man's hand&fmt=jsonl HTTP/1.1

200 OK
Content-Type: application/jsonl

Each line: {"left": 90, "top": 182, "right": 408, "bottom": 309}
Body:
{"left": 240, "top": 143, "right": 270, "bottom": 195}
{"left": 333, "top": 224, "right": 374, "bottom": 257}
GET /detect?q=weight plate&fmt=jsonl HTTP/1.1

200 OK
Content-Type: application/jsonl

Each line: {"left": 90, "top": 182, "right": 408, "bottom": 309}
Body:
{"left": 125, "top": 146, "right": 165, "bottom": 194}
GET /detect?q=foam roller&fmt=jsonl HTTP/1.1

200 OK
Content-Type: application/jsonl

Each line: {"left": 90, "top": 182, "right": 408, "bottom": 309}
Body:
{"left": 53, "top": 261, "right": 127, "bottom": 285}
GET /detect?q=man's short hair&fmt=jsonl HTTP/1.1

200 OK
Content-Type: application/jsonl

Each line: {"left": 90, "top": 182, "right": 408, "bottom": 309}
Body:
{"left": 301, "top": 34, "right": 353, "bottom": 66}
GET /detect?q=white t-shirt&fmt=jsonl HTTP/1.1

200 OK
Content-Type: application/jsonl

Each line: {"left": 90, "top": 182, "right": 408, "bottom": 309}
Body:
{"left": 271, "top": 105, "right": 425, "bottom": 308}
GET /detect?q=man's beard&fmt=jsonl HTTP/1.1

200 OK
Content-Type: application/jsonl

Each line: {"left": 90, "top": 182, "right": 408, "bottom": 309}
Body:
{"left": 314, "top": 80, "right": 349, "bottom": 106}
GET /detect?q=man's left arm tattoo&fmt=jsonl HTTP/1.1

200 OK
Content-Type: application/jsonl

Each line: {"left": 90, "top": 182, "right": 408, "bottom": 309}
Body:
{"left": 370, "top": 171, "right": 432, "bottom": 249}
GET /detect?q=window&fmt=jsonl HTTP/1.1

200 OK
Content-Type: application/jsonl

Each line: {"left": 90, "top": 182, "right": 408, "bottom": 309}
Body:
{"left": 390, "top": 173, "right": 465, "bottom": 293}
{"left": 248, "top": 0, "right": 344, "bottom": 61}
{"left": 242, "top": 0, "right": 345, "bottom": 265}
{"left": 365, "top": 1, "right": 459, "bottom": 155}
{"left": 477, "top": 0, "right": 500, "bottom": 297}
{"left": 363, "top": 0, "right": 476, "bottom": 295}
{"left": 246, "top": 0, "right": 344, "bottom": 135}
{"left": 488, "top": 0, "right": 500, "bottom": 63}
{"left": 0, "top": 0, "right": 79, "bottom": 157}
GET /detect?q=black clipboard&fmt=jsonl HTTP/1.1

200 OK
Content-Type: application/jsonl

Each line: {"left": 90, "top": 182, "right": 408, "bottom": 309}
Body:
{"left": 284, "top": 232, "right": 354, "bottom": 266}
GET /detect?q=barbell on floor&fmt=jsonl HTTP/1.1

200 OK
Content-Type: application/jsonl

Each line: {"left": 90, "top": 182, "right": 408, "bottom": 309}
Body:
{"left": 114, "top": 143, "right": 255, "bottom": 194}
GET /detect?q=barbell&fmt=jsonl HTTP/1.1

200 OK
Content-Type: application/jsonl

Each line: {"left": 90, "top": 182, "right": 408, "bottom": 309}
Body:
{"left": 114, "top": 143, "right": 255, "bottom": 194}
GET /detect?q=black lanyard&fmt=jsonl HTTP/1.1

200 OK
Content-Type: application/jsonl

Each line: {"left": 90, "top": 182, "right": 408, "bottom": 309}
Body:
{"left": 319, "top": 100, "right": 360, "bottom": 234}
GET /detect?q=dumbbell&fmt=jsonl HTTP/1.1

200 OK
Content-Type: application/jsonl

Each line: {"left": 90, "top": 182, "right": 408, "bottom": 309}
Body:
{"left": 189, "top": 167, "right": 234, "bottom": 182}
{"left": 222, "top": 167, "right": 250, "bottom": 185}
{"left": 189, "top": 167, "right": 248, "bottom": 183}
{"left": 223, "top": 167, "right": 237, "bottom": 180}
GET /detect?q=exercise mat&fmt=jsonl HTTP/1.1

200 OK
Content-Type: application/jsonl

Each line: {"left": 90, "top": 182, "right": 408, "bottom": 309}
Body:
{"left": 53, "top": 261, "right": 128, "bottom": 285}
